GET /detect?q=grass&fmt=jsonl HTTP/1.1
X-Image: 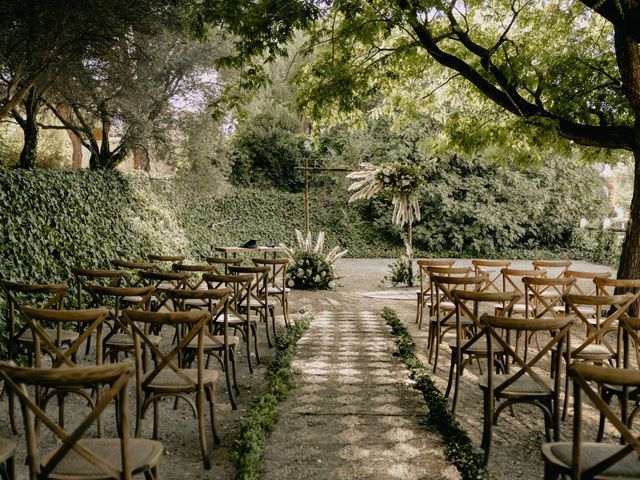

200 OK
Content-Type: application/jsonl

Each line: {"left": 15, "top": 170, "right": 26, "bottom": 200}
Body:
{"left": 382, "top": 307, "right": 489, "bottom": 480}
{"left": 231, "top": 312, "right": 311, "bottom": 480}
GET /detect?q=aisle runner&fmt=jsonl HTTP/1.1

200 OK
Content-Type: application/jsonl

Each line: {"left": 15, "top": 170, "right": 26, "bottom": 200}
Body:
{"left": 261, "top": 311, "right": 457, "bottom": 480}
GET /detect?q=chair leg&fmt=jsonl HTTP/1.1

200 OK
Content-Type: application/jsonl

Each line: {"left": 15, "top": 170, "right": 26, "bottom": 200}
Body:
{"left": 245, "top": 324, "right": 254, "bottom": 374}
{"left": 269, "top": 305, "right": 277, "bottom": 344}
{"left": 152, "top": 399, "right": 160, "bottom": 440}
{"left": 263, "top": 309, "right": 273, "bottom": 348}
{"left": 252, "top": 324, "right": 261, "bottom": 364}
{"left": 231, "top": 348, "right": 240, "bottom": 395}
{"left": 197, "top": 388, "right": 211, "bottom": 470}
{"left": 224, "top": 349, "right": 237, "bottom": 410}
{"left": 481, "top": 390, "right": 493, "bottom": 466}
{"left": 206, "top": 386, "right": 220, "bottom": 445}
{"left": 8, "top": 390, "right": 18, "bottom": 435}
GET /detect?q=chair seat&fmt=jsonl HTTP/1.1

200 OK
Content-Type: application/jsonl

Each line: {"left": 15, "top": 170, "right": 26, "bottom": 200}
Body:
{"left": 569, "top": 343, "right": 614, "bottom": 359}
{"left": 214, "top": 314, "right": 255, "bottom": 326}
{"left": 143, "top": 368, "right": 218, "bottom": 391}
{"left": 184, "top": 298, "right": 210, "bottom": 308}
{"left": 42, "top": 438, "right": 163, "bottom": 479}
{"left": 267, "top": 286, "right": 290, "bottom": 294}
{"left": 187, "top": 335, "right": 240, "bottom": 350}
{"left": 478, "top": 373, "right": 553, "bottom": 396}
{"left": 494, "top": 303, "right": 530, "bottom": 313}
{"left": 0, "top": 437, "right": 16, "bottom": 464}
{"left": 19, "top": 328, "right": 79, "bottom": 345}
{"left": 105, "top": 333, "right": 161, "bottom": 349}
{"left": 122, "top": 295, "right": 144, "bottom": 304}
{"left": 542, "top": 442, "right": 640, "bottom": 479}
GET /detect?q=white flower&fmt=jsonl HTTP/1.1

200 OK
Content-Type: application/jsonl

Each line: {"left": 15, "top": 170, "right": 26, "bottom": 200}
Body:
{"left": 328, "top": 280, "right": 336, "bottom": 289}
{"left": 306, "top": 269, "right": 312, "bottom": 275}
{"left": 297, "top": 268, "right": 304, "bottom": 277}
{"left": 321, "top": 271, "right": 326, "bottom": 277}
{"left": 314, "top": 274, "right": 321, "bottom": 283}
{"left": 382, "top": 167, "right": 392, "bottom": 175}
{"left": 402, "top": 179, "right": 411, "bottom": 186}
{"left": 384, "top": 176, "right": 390, "bottom": 183}
{"left": 287, "top": 279, "right": 295, "bottom": 287}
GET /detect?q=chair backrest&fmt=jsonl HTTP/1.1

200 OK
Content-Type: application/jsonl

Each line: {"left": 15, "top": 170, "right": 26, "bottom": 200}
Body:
{"left": 431, "top": 274, "right": 485, "bottom": 322}
{"left": 472, "top": 260, "right": 511, "bottom": 292}
{"left": 482, "top": 314, "right": 574, "bottom": 394}
{"left": 0, "top": 361, "right": 134, "bottom": 480}
{"left": 20, "top": 307, "right": 108, "bottom": 368}
{"left": 594, "top": 277, "right": 640, "bottom": 315}
{"left": 0, "top": 280, "right": 68, "bottom": 360}
{"left": 84, "top": 285, "right": 154, "bottom": 338}
{"left": 71, "top": 268, "right": 125, "bottom": 309}
{"left": 171, "top": 263, "right": 216, "bottom": 290}
{"left": 138, "top": 271, "right": 189, "bottom": 311}
{"left": 564, "top": 293, "right": 635, "bottom": 359}
{"left": 111, "top": 259, "right": 156, "bottom": 287}
{"left": 252, "top": 258, "right": 289, "bottom": 290}
{"left": 500, "top": 268, "right": 545, "bottom": 296}
{"left": 228, "top": 266, "right": 270, "bottom": 307}
{"left": 532, "top": 260, "right": 572, "bottom": 279}
{"left": 125, "top": 290, "right": 230, "bottom": 392}
{"left": 563, "top": 269, "right": 611, "bottom": 295}
{"left": 618, "top": 316, "right": 640, "bottom": 370}
{"left": 205, "top": 257, "right": 243, "bottom": 275}
{"left": 203, "top": 273, "right": 253, "bottom": 320}
{"left": 566, "top": 363, "right": 640, "bottom": 478}
{"left": 523, "top": 276, "right": 576, "bottom": 318}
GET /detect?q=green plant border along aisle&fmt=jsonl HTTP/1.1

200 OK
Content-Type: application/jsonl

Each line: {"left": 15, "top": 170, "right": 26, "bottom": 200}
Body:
{"left": 381, "top": 307, "right": 489, "bottom": 480}
{"left": 231, "top": 312, "right": 311, "bottom": 480}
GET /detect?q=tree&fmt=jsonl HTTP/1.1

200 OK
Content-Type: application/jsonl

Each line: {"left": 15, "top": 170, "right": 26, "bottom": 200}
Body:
{"left": 0, "top": 0, "right": 180, "bottom": 168}
{"left": 46, "top": 29, "right": 230, "bottom": 169}
{"left": 296, "top": 0, "right": 640, "bottom": 280}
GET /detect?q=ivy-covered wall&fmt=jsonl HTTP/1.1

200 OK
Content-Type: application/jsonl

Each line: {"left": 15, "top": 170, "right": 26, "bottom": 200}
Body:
{"left": 0, "top": 169, "right": 387, "bottom": 287}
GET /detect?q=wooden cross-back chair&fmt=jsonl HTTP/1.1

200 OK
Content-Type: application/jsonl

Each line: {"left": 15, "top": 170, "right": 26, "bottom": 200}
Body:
{"left": 542, "top": 363, "right": 640, "bottom": 479}
{"left": 415, "top": 259, "right": 456, "bottom": 329}
{"left": 445, "top": 290, "right": 521, "bottom": 413}
{"left": 203, "top": 273, "right": 259, "bottom": 373}
{"left": 496, "top": 268, "right": 546, "bottom": 317}
{"left": 533, "top": 260, "right": 572, "bottom": 278}
{"left": 252, "top": 257, "right": 290, "bottom": 327}
{"left": 425, "top": 265, "right": 472, "bottom": 352}
{"left": 20, "top": 306, "right": 108, "bottom": 432}
{"left": 595, "top": 278, "right": 640, "bottom": 316}
{"left": 71, "top": 268, "right": 125, "bottom": 355}
{"left": 596, "top": 316, "right": 640, "bottom": 442}
{"left": 167, "top": 287, "right": 240, "bottom": 409}
{"left": 138, "top": 271, "right": 188, "bottom": 312}
{"left": 228, "top": 265, "right": 275, "bottom": 347}
{"left": 0, "top": 280, "right": 69, "bottom": 434}
{"left": 205, "top": 256, "right": 243, "bottom": 275}
{"left": 472, "top": 259, "right": 512, "bottom": 293}
{"left": 562, "top": 292, "right": 636, "bottom": 419}
{"left": 481, "top": 314, "right": 574, "bottom": 465}
{"left": 125, "top": 293, "right": 229, "bottom": 470}
{"left": 523, "top": 276, "right": 577, "bottom": 359}
{"left": 0, "top": 360, "right": 163, "bottom": 480}
{"left": 564, "top": 269, "right": 612, "bottom": 296}
{"left": 429, "top": 273, "right": 485, "bottom": 372}
{"left": 83, "top": 284, "right": 155, "bottom": 363}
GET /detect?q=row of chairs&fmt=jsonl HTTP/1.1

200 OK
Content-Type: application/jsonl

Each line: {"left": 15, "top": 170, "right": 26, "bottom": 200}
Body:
{"left": 414, "top": 258, "right": 640, "bottom": 477}
{"left": 0, "top": 253, "right": 293, "bottom": 478}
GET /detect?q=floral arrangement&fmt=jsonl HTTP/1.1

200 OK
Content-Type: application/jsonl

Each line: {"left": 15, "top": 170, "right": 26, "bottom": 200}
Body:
{"left": 347, "top": 162, "right": 422, "bottom": 226}
{"left": 284, "top": 230, "right": 348, "bottom": 290}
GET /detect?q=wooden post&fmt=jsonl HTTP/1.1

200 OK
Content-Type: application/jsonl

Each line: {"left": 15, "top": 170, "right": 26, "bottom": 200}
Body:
{"left": 304, "top": 158, "right": 310, "bottom": 236}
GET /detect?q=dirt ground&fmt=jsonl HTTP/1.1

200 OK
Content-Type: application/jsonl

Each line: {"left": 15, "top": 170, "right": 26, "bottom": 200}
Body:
{"left": 0, "top": 257, "right": 621, "bottom": 479}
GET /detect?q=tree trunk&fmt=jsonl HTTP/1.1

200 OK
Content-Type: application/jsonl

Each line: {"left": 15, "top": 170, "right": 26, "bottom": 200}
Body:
{"left": 616, "top": 140, "right": 640, "bottom": 280}
{"left": 58, "top": 105, "right": 83, "bottom": 169}
{"left": 18, "top": 91, "right": 39, "bottom": 169}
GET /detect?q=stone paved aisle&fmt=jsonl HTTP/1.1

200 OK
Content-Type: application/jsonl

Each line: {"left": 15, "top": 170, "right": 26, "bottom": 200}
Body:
{"left": 261, "top": 309, "right": 458, "bottom": 480}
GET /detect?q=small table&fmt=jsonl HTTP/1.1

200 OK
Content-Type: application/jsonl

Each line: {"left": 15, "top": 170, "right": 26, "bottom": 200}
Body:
{"left": 215, "top": 246, "right": 287, "bottom": 258}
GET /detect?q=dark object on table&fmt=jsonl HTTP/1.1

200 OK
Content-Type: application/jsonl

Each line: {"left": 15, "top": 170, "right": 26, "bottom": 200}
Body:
{"left": 241, "top": 239, "right": 258, "bottom": 248}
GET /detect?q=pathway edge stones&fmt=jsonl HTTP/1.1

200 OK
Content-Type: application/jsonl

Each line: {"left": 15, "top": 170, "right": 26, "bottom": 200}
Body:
{"left": 382, "top": 307, "right": 489, "bottom": 480}
{"left": 231, "top": 312, "right": 312, "bottom": 480}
